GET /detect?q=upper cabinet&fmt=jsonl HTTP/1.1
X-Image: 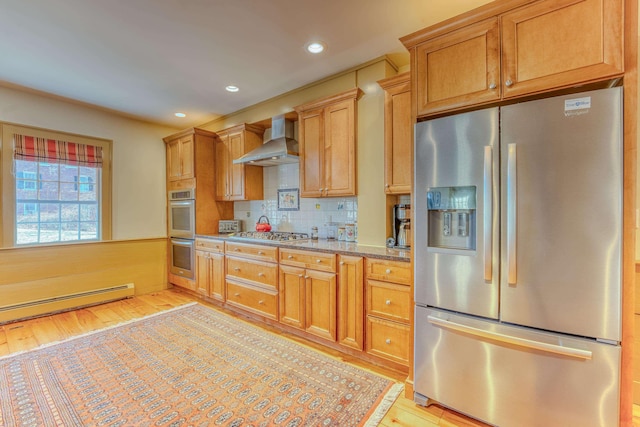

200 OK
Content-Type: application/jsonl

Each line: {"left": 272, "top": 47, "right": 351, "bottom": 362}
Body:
{"left": 166, "top": 131, "right": 197, "bottom": 182}
{"left": 214, "top": 124, "right": 264, "bottom": 201}
{"left": 378, "top": 73, "right": 412, "bottom": 195}
{"left": 401, "top": 0, "right": 624, "bottom": 118}
{"left": 295, "top": 88, "right": 363, "bottom": 198}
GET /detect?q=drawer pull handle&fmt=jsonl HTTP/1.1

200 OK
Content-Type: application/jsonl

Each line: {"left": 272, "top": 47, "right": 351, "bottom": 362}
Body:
{"left": 258, "top": 272, "right": 265, "bottom": 277}
{"left": 385, "top": 299, "right": 391, "bottom": 305}
{"left": 234, "top": 267, "right": 240, "bottom": 271}
{"left": 258, "top": 300, "right": 264, "bottom": 305}
{"left": 234, "top": 292, "right": 240, "bottom": 297}
{"left": 288, "top": 255, "right": 294, "bottom": 259}
{"left": 258, "top": 251, "right": 264, "bottom": 255}
{"left": 298, "top": 274, "right": 304, "bottom": 278}
{"left": 234, "top": 248, "right": 240, "bottom": 252}
{"left": 339, "top": 261, "right": 345, "bottom": 265}
{"left": 316, "top": 259, "right": 322, "bottom": 263}
{"left": 385, "top": 339, "right": 391, "bottom": 345}
{"left": 385, "top": 269, "right": 392, "bottom": 274}
{"left": 304, "top": 275, "right": 310, "bottom": 279}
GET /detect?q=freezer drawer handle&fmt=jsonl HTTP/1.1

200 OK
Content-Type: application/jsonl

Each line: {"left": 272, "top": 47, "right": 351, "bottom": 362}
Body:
{"left": 483, "top": 145, "right": 493, "bottom": 281}
{"left": 427, "top": 315, "right": 593, "bottom": 360}
{"left": 507, "top": 143, "right": 517, "bottom": 285}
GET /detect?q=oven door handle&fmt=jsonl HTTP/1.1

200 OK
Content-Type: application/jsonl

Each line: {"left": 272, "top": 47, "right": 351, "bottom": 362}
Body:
{"left": 170, "top": 200, "right": 194, "bottom": 207}
{"left": 171, "top": 238, "right": 194, "bottom": 247}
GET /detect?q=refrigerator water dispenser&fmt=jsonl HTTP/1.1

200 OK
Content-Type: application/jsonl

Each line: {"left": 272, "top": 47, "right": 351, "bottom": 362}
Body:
{"left": 427, "top": 186, "right": 476, "bottom": 251}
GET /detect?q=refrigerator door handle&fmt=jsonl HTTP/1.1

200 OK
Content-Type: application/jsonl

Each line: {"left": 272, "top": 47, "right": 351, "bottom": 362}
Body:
{"left": 483, "top": 146, "right": 493, "bottom": 281}
{"left": 507, "top": 143, "right": 517, "bottom": 284}
{"left": 427, "top": 315, "right": 593, "bottom": 360}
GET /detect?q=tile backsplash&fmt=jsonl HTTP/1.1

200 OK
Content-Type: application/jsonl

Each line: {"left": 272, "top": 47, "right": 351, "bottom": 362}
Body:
{"left": 234, "top": 163, "right": 357, "bottom": 238}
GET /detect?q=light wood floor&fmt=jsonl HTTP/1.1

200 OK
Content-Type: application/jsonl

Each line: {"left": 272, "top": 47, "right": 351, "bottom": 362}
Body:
{"left": 0, "top": 289, "right": 637, "bottom": 427}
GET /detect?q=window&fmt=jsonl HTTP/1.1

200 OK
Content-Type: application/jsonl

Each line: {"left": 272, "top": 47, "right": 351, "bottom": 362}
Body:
{"left": 1, "top": 123, "right": 112, "bottom": 247}
{"left": 15, "top": 160, "right": 100, "bottom": 244}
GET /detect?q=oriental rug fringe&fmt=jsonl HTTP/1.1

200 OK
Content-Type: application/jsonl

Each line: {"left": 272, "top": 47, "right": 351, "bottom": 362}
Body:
{"left": 0, "top": 303, "right": 403, "bottom": 426}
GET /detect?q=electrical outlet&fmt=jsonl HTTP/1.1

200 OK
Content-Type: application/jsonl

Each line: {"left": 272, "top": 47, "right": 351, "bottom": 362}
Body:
{"left": 246, "top": 212, "right": 251, "bottom": 218}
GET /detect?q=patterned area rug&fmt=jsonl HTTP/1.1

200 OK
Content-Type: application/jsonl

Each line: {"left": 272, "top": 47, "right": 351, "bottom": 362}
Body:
{"left": 0, "top": 303, "right": 402, "bottom": 426}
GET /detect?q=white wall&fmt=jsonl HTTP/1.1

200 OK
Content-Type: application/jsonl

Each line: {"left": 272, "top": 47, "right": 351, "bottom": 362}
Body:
{"left": 0, "top": 85, "right": 179, "bottom": 240}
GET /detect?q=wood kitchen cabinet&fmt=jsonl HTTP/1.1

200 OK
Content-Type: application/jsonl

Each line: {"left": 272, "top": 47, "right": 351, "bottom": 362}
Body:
{"left": 337, "top": 255, "right": 364, "bottom": 351}
{"left": 214, "top": 124, "right": 264, "bottom": 201}
{"left": 166, "top": 134, "right": 194, "bottom": 181}
{"left": 365, "top": 258, "right": 411, "bottom": 369}
{"left": 378, "top": 73, "right": 412, "bottom": 195}
{"left": 224, "top": 241, "right": 278, "bottom": 320}
{"left": 295, "top": 88, "right": 362, "bottom": 198}
{"left": 279, "top": 249, "right": 337, "bottom": 341}
{"left": 401, "top": 0, "right": 624, "bottom": 117}
{"left": 195, "top": 238, "right": 225, "bottom": 301}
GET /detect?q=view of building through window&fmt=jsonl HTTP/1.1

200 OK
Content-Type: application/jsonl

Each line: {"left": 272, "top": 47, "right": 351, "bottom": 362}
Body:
{"left": 15, "top": 159, "right": 100, "bottom": 244}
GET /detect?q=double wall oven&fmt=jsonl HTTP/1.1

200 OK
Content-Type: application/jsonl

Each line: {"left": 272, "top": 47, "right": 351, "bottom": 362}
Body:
{"left": 168, "top": 189, "right": 195, "bottom": 279}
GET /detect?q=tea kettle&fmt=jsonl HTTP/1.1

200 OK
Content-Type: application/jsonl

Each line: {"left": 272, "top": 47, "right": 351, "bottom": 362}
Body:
{"left": 255, "top": 215, "right": 272, "bottom": 232}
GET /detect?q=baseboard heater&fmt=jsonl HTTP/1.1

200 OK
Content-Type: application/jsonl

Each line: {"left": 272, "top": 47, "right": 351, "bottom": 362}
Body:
{"left": 0, "top": 283, "right": 135, "bottom": 324}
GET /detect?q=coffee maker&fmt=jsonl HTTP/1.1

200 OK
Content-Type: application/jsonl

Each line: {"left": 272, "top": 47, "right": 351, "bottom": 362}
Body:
{"left": 393, "top": 204, "right": 411, "bottom": 248}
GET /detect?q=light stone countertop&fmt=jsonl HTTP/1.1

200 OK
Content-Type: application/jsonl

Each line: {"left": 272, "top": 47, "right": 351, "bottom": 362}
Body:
{"left": 197, "top": 234, "right": 410, "bottom": 262}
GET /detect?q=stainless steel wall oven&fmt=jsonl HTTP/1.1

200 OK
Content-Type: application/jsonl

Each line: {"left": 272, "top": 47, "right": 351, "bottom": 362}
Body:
{"left": 168, "top": 189, "right": 195, "bottom": 279}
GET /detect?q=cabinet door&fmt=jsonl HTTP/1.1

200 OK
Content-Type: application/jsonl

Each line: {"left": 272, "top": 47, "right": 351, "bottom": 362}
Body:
{"left": 305, "top": 269, "right": 337, "bottom": 341}
{"left": 210, "top": 252, "right": 225, "bottom": 301}
{"left": 501, "top": 0, "right": 623, "bottom": 98}
{"left": 228, "top": 131, "right": 245, "bottom": 200}
{"left": 299, "top": 108, "right": 324, "bottom": 197}
{"left": 382, "top": 76, "right": 412, "bottom": 194}
{"left": 167, "top": 139, "right": 182, "bottom": 181}
{"left": 214, "top": 135, "right": 230, "bottom": 200}
{"left": 415, "top": 18, "right": 500, "bottom": 116}
{"left": 279, "top": 265, "right": 306, "bottom": 329}
{"left": 324, "top": 99, "right": 356, "bottom": 197}
{"left": 338, "top": 256, "right": 364, "bottom": 350}
{"left": 179, "top": 135, "right": 195, "bottom": 180}
{"left": 195, "top": 250, "right": 210, "bottom": 297}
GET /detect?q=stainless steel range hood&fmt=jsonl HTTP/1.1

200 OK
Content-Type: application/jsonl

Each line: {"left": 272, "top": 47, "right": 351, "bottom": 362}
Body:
{"left": 232, "top": 115, "right": 298, "bottom": 166}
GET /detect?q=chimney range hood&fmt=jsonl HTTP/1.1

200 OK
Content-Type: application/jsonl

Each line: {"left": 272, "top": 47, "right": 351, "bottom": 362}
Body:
{"left": 232, "top": 115, "right": 298, "bottom": 167}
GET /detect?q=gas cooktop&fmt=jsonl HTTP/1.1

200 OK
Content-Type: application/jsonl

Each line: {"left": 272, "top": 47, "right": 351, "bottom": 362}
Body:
{"left": 228, "top": 231, "right": 309, "bottom": 242}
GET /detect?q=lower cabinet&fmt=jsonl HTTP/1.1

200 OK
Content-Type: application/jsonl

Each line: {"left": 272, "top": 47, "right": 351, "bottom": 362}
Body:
{"left": 337, "top": 255, "right": 364, "bottom": 351}
{"left": 225, "top": 241, "right": 278, "bottom": 321}
{"left": 279, "top": 249, "right": 337, "bottom": 341}
{"left": 195, "top": 238, "right": 225, "bottom": 300}
{"left": 365, "top": 259, "right": 411, "bottom": 367}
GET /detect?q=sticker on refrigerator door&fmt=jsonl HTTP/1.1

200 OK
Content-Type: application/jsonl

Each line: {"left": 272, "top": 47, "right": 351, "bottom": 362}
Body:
{"left": 565, "top": 96, "right": 591, "bottom": 111}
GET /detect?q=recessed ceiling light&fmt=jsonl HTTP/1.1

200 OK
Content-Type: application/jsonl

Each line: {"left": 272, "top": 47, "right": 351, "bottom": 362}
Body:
{"left": 226, "top": 85, "right": 239, "bottom": 92}
{"left": 174, "top": 112, "right": 186, "bottom": 118}
{"left": 306, "top": 42, "right": 326, "bottom": 54}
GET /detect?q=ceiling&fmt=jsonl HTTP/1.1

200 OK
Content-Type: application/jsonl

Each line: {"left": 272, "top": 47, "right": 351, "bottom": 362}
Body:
{"left": 0, "top": 0, "right": 489, "bottom": 128}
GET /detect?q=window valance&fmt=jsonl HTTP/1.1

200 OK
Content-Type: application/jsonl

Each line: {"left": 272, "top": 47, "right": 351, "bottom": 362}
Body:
{"left": 13, "top": 134, "right": 103, "bottom": 168}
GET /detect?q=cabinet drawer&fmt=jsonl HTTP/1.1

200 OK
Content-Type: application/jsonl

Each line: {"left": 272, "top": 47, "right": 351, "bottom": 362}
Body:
{"left": 195, "top": 238, "right": 225, "bottom": 253}
{"left": 365, "top": 259, "right": 411, "bottom": 285}
{"left": 280, "top": 249, "right": 336, "bottom": 272}
{"left": 226, "top": 280, "right": 277, "bottom": 320}
{"left": 225, "top": 241, "right": 278, "bottom": 262}
{"left": 226, "top": 257, "right": 277, "bottom": 289}
{"left": 366, "top": 316, "right": 410, "bottom": 366}
{"left": 366, "top": 279, "right": 410, "bottom": 323}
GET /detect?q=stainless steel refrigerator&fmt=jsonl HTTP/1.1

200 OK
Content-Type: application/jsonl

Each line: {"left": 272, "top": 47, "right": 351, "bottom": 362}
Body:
{"left": 413, "top": 87, "right": 622, "bottom": 427}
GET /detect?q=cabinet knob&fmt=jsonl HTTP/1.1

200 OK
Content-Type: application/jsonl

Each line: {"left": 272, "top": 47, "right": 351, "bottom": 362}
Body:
{"left": 385, "top": 338, "right": 391, "bottom": 345}
{"left": 385, "top": 269, "right": 392, "bottom": 274}
{"left": 288, "top": 255, "right": 294, "bottom": 259}
{"left": 258, "top": 300, "right": 264, "bottom": 305}
{"left": 234, "top": 292, "right": 240, "bottom": 297}
{"left": 385, "top": 299, "right": 392, "bottom": 305}
{"left": 298, "top": 274, "right": 304, "bottom": 278}
{"left": 234, "top": 248, "right": 240, "bottom": 252}
{"left": 385, "top": 184, "right": 390, "bottom": 188}
{"left": 304, "top": 275, "right": 310, "bottom": 279}
{"left": 505, "top": 79, "right": 513, "bottom": 87}
{"left": 488, "top": 82, "right": 497, "bottom": 90}
{"left": 339, "top": 261, "right": 345, "bottom": 265}
{"left": 234, "top": 267, "right": 240, "bottom": 271}
{"left": 316, "top": 259, "right": 322, "bottom": 263}
{"left": 258, "top": 251, "right": 264, "bottom": 255}
{"left": 258, "top": 272, "right": 265, "bottom": 277}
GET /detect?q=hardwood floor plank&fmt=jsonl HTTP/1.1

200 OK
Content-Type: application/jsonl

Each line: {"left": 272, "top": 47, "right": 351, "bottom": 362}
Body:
{"left": 4, "top": 321, "right": 38, "bottom": 354}
{"left": 29, "top": 316, "right": 68, "bottom": 346}
{"left": 0, "top": 325, "right": 9, "bottom": 356}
